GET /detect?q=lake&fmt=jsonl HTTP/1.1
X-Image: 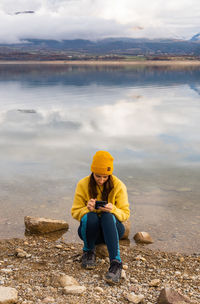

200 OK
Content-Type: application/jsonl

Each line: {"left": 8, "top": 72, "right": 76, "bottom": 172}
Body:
{"left": 0, "top": 63, "right": 200, "bottom": 253}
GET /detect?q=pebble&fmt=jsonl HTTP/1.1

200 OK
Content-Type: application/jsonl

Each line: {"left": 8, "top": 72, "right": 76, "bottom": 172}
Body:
{"left": 121, "top": 269, "right": 127, "bottom": 280}
{"left": 43, "top": 296, "right": 55, "bottom": 303}
{"left": 63, "top": 285, "right": 86, "bottom": 295}
{"left": 130, "top": 278, "right": 138, "bottom": 283}
{"left": 123, "top": 264, "right": 128, "bottom": 270}
{"left": 55, "top": 245, "right": 62, "bottom": 249}
{"left": 135, "top": 255, "right": 147, "bottom": 262}
{"left": 149, "top": 279, "right": 160, "bottom": 287}
{"left": 0, "top": 268, "right": 12, "bottom": 274}
{"left": 94, "top": 286, "right": 104, "bottom": 293}
{"left": 124, "top": 292, "right": 144, "bottom": 303}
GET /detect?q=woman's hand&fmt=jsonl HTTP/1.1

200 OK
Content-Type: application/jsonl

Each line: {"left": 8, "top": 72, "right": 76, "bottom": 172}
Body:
{"left": 99, "top": 203, "right": 113, "bottom": 213}
{"left": 87, "top": 198, "right": 96, "bottom": 211}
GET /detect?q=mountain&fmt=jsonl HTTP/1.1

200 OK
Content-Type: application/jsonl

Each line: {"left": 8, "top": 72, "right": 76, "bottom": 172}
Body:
{"left": 190, "top": 33, "right": 200, "bottom": 42}
{"left": 1, "top": 37, "right": 200, "bottom": 60}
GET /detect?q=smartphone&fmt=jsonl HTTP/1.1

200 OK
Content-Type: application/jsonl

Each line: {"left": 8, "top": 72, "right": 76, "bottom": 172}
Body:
{"left": 95, "top": 200, "right": 107, "bottom": 209}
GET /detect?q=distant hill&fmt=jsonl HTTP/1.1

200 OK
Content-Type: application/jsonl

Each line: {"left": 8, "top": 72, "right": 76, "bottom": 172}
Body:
{"left": 1, "top": 37, "right": 200, "bottom": 60}
{"left": 190, "top": 33, "right": 200, "bottom": 42}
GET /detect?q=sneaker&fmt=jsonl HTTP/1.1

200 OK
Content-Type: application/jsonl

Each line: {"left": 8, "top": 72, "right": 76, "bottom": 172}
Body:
{"left": 105, "top": 259, "right": 122, "bottom": 284}
{"left": 81, "top": 250, "right": 96, "bottom": 269}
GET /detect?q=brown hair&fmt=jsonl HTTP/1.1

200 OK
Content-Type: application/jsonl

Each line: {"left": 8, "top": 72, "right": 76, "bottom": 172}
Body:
{"left": 88, "top": 173, "right": 114, "bottom": 201}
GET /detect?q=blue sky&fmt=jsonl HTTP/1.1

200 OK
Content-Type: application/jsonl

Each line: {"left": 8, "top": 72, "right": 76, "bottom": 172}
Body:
{"left": 0, "top": 0, "right": 200, "bottom": 43}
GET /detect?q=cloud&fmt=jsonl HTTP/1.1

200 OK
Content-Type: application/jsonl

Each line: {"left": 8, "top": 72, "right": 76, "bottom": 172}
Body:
{"left": 0, "top": 0, "right": 200, "bottom": 43}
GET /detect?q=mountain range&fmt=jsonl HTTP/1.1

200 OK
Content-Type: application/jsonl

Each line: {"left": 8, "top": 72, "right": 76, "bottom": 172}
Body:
{"left": 0, "top": 14, "right": 200, "bottom": 60}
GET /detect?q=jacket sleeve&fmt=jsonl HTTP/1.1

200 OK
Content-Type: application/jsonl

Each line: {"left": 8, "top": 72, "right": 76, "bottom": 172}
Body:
{"left": 71, "top": 181, "right": 89, "bottom": 222}
{"left": 111, "top": 183, "right": 130, "bottom": 222}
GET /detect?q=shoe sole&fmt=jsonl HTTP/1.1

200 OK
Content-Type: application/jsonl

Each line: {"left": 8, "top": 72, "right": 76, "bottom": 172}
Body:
{"left": 104, "top": 276, "right": 121, "bottom": 285}
{"left": 82, "top": 264, "right": 96, "bottom": 270}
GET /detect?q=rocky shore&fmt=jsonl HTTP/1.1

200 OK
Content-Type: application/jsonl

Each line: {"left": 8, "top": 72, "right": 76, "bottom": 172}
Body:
{"left": 0, "top": 235, "right": 199, "bottom": 304}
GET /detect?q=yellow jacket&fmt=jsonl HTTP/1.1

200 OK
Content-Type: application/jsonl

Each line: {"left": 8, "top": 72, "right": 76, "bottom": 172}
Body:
{"left": 71, "top": 175, "right": 130, "bottom": 222}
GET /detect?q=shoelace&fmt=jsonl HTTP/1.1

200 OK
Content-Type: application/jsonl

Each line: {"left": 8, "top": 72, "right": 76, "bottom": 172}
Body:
{"left": 109, "top": 262, "right": 121, "bottom": 274}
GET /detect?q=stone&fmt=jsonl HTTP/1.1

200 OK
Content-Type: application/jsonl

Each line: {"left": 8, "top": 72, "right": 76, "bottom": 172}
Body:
{"left": 58, "top": 275, "right": 79, "bottom": 287}
{"left": 94, "top": 287, "right": 103, "bottom": 293}
{"left": 24, "top": 216, "right": 69, "bottom": 234}
{"left": 121, "top": 269, "right": 127, "bottom": 280}
{"left": 0, "top": 269, "right": 12, "bottom": 274}
{"left": 55, "top": 245, "right": 62, "bottom": 249}
{"left": 149, "top": 279, "right": 160, "bottom": 287}
{"left": 63, "top": 285, "right": 86, "bottom": 295}
{"left": 157, "top": 287, "right": 191, "bottom": 304}
{"left": 135, "top": 255, "right": 147, "bottom": 262}
{"left": 43, "top": 297, "right": 55, "bottom": 303}
{"left": 121, "top": 220, "right": 130, "bottom": 239}
{"left": 133, "top": 232, "right": 153, "bottom": 244}
{"left": 0, "top": 286, "right": 18, "bottom": 304}
{"left": 95, "top": 244, "right": 109, "bottom": 258}
{"left": 123, "top": 264, "right": 128, "bottom": 270}
{"left": 15, "top": 248, "right": 28, "bottom": 258}
{"left": 124, "top": 292, "right": 144, "bottom": 303}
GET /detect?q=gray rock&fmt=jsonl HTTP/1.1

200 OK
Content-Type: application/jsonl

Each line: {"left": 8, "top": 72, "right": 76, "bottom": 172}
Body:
{"left": 24, "top": 216, "right": 69, "bottom": 234}
{"left": 157, "top": 287, "right": 191, "bottom": 304}
{"left": 0, "top": 286, "right": 18, "bottom": 304}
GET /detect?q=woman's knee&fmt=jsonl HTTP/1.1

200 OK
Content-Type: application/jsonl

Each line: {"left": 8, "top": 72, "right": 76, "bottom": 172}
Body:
{"left": 78, "top": 212, "right": 100, "bottom": 239}
{"left": 83, "top": 212, "right": 100, "bottom": 229}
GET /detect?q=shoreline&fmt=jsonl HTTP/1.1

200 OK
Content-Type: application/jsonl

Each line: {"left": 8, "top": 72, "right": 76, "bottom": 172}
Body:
{"left": 0, "top": 236, "right": 199, "bottom": 303}
{"left": 0, "top": 59, "right": 200, "bottom": 66}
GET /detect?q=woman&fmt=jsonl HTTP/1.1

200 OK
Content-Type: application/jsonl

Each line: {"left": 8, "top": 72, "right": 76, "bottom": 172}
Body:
{"left": 71, "top": 151, "right": 130, "bottom": 284}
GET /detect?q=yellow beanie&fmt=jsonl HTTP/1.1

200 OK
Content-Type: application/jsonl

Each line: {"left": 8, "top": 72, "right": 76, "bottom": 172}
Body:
{"left": 91, "top": 151, "right": 114, "bottom": 175}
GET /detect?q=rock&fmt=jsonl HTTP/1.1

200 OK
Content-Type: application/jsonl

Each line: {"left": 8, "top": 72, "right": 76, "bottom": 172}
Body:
{"left": 149, "top": 279, "right": 160, "bottom": 287}
{"left": 94, "top": 287, "right": 103, "bottom": 293}
{"left": 133, "top": 232, "right": 153, "bottom": 244}
{"left": 55, "top": 245, "right": 62, "bottom": 249}
{"left": 121, "top": 220, "right": 130, "bottom": 239}
{"left": 179, "top": 257, "right": 185, "bottom": 263}
{"left": 24, "top": 216, "right": 69, "bottom": 234}
{"left": 124, "top": 292, "right": 144, "bottom": 303}
{"left": 58, "top": 275, "right": 79, "bottom": 287}
{"left": 63, "top": 285, "right": 86, "bottom": 295}
{"left": 135, "top": 255, "right": 147, "bottom": 262}
{"left": 43, "top": 297, "right": 55, "bottom": 303}
{"left": 95, "top": 244, "right": 109, "bottom": 258}
{"left": 15, "top": 248, "right": 28, "bottom": 258}
{"left": 130, "top": 278, "right": 138, "bottom": 283}
{"left": 157, "top": 287, "right": 191, "bottom": 304}
{"left": 0, "top": 269, "right": 12, "bottom": 274}
{"left": 123, "top": 264, "right": 128, "bottom": 270}
{"left": 121, "top": 269, "right": 127, "bottom": 280}
{"left": 0, "top": 286, "right": 18, "bottom": 304}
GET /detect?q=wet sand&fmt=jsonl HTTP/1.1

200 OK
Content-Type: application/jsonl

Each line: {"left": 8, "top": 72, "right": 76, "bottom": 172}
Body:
{"left": 1, "top": 60, "right": 200, "bottom": 66}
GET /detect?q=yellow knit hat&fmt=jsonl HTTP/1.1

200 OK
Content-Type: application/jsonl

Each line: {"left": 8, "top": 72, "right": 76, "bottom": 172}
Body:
{"left": 91, "top": 151, "right": 114, "bottom": 175}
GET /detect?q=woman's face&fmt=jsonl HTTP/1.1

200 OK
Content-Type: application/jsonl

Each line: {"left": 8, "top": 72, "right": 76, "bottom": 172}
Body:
{"left": 93, "top": 173, "right": 109, "bottom": 186}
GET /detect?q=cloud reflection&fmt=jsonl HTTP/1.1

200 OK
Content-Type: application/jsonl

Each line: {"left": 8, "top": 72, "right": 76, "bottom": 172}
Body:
{"left": 0, "top": 79, "right": 200, "bottom": 174}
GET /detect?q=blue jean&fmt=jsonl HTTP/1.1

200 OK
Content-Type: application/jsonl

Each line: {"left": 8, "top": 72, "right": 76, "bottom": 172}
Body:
{"left": 78, "top": 212, "right": 125, "bottom": 262}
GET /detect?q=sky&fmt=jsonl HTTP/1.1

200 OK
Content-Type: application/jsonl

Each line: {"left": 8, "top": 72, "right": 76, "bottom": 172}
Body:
{"left": 0, "top": 0, "right": 200, "bottom": 43}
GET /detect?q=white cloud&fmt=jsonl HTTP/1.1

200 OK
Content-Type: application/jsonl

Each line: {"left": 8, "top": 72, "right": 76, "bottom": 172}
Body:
{"left": 0, "top": 0, "right": 200, "bottom": 43}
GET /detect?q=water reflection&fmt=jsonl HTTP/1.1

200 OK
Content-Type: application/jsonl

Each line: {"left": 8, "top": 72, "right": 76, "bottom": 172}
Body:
{"left": 0, "top": 64, "right": 200, "bottom": 253}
